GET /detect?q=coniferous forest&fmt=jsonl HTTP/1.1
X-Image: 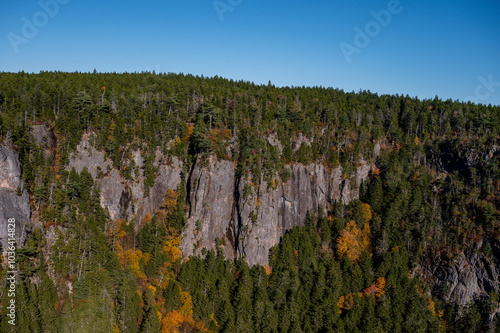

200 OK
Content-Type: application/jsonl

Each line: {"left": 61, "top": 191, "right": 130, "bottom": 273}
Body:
{"left": 0, "top": 71, "right": 499, "bottom": 332}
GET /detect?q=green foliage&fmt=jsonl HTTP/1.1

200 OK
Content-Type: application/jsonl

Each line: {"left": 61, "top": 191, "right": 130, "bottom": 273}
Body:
{"left": 1, "top": 71, "right": 500, "bottom": 332}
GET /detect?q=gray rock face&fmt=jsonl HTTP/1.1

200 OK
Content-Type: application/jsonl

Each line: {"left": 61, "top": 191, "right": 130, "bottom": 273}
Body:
{"left": 416, "top": 245, "right": 500, "bottom": 307}
{"left": 99, "top": 169, "right": 126, "bottom": 221}
{"left": 180, "top": 158, "right": 371, "bottom": 266}
{"left": 181, "top": 156, "right": 235, "bottom": 259}
{"left": 342, "top": 159, "right": 371, "bottom": 205}
{"left": 32, "top": 125, "right": 56, "bottom": 149}
{"left": 68, "top": 133, "right": 111, "bottom": 180}
{"left": 68, "top": 136, "right": 182, "bottom": 225}
{"left": 237, "top": 164, "right": 348, "bottom": 266}
{"left": 133, "top": 155, "right": 182, "bottom": 225}
{"left": 0, "top": 146, "right": 31, "bottom": 250}
{"left": 67, "top": 135, "right": 374, "bottom": 266}
{"left": 236, "top": 177, "right": 282, "bottom": 266}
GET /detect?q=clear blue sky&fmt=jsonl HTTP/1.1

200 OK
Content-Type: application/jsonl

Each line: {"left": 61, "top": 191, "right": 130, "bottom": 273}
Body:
{"left": 1, "top": 0, "right": 499, "bottom": 105}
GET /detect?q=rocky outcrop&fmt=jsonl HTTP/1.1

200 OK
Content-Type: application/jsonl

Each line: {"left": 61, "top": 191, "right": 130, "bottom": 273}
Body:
{"left": 0, "top": 146, "right": 31, "bottom": 251}
{"left": 181, "top": 158, "right": 372, "bottom": 266}
{"left": 132, "top": 155, "right": 182, "bottom": 224}
{"left": 237, "top": 164, "right": 351, "bottom": 266}
{"left": 181, "top": 156, "right": 235, "bottom": 259}
{"left": 32, "top": 124, "right": 56, "bottom": 149}
{"left": 68, "top": 135, "right": 182, "bottom": 226}
{"left": 68, "top": 133, "right": 111, "bottom": 180}
{"left": 415, "top": 244, "right": 500, "bottom": 307}
{"left": 99, "top": 169, "right": 127, "bottom": 221}
{"left": 66, "top": 134, "right": 375, "bottom": 265}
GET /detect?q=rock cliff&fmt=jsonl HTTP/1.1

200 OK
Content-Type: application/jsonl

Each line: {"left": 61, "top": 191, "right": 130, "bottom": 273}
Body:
{"left": 181, "top": 156, "right": 236, "bottom": 259}
{"left": 415, "top": 243, "right": 500, "bottom": 307}
{"left": 68, "top": 134, "right": 182, "bottom": 225}
{"left": 0, "top": 146, "right": 31, "bottom": 251}
{"left": 180, "top": 158, "right": 371, "bottom": 266}
{"left": 25, "top": 133, "right": 500, "bottom": 308}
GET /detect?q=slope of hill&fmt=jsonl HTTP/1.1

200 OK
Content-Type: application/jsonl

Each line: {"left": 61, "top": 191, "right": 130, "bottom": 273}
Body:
{"left": 0, "top": 71, "right": 499, "bottom": 332}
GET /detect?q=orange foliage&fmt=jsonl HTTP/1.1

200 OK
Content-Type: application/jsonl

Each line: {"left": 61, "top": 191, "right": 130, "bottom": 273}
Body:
{"left": 184, "top": 124, "right": 194, "bottom": 142}
{"left": 140, "top": 212, "right": 152, "bottom": 227}
{"left": 375, "top": 277, "right": 386, "bottom": 298}
{"left": 161, "top": 310, "right": 183, "bottom": 332}
{"left": 219, "top": 128, "right": 231, "bottom": 140}
{"left": 337, "top": 220, "right": 371, "bottom": 262}
{"left": 371, "top": 166, "right": 381, "bottom": 177}
{"left": 264, "top": 264, "right": 272, "bottom": 276}
{"left": 159, "top": 285, "right": 205, "bottom": 333}
{"left": 363, "top": 277, "right": 385, "bottom": 298}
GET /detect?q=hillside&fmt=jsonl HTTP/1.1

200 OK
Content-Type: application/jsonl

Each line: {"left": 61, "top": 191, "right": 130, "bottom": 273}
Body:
{"left": 0, "top": 71, "right": 499, "bottom": 332}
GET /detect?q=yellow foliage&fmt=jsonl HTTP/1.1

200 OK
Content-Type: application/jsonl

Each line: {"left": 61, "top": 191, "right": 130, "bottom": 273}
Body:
{"left": 337, "top": 293, "right": 356, "bottom": 314}
{"left": 148, "top": 284, "right": 157, "bottom": 295}
{"left": 337, "top": 296, "right": 344, "bottom": 314}
{"left": 117, "top": 230, "right": 127, "bottom": 239}
{"left": 414, "top": 135, "right": 420, "bottom": 146}
{"left": 113, "top": 324, "right": 120, "bottom": 333}
{"left": 143, "top": 252, "right": 152, "bottom": 265}
{"left": 360, "top": 203, "right": 372, "bottom": 223}
{"left": 337, "top": 221, "right": 360, "bottom": 261}
{"left": 179, "top": 289, "right": 193, "bottom": 317}
{"left": 162, "top": 236, "right": 182, "bottom": 262}
{"left": 162, "top": 189, "right": 179, "bottom": 213}
{"left": 209, "top": 312, "right": 220, "bottom": 328}
{"left": 360, "top": 222, "right": 372, "bottom": 253}
{"left": 428, "top": 297, "right": 436, "bottom": 316}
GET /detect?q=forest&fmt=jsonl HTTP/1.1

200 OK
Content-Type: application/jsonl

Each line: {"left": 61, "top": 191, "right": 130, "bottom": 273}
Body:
{"left": 0, "top": 71, "right": 499, "bottom": 332}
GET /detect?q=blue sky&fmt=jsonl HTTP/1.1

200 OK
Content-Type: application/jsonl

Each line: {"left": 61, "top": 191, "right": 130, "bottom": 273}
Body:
{"left": 1, "top": 0, "right": 499, "bottom": 105}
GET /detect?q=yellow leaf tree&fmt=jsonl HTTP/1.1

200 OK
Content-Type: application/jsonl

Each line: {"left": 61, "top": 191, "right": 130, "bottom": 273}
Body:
{"left": 337, "top": 220, "right": 371, "bottom": 262}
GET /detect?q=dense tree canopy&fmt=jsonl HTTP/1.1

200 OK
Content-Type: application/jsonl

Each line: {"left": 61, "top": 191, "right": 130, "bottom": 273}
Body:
{"left": 0, "top": 71, "right": 499, "bottom": 332}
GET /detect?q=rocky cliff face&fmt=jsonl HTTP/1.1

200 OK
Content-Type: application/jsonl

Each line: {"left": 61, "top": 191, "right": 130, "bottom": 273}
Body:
{"left": 68, "top": 134, "right": 182, "bottom": 226}
{"left": 415, "top": 243, "right": 500, "bottom": 307}
{"left": 180, "top": 157, "right": 372, "bottom": 266}
{"left": 181, "top": 156, "right": 236, "bottom": 259}
{"left": 0, "top": 146, "right": 31, "bottom": 251}
{"left": 8, "top": 129, "right": 500, "bottom": 309}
